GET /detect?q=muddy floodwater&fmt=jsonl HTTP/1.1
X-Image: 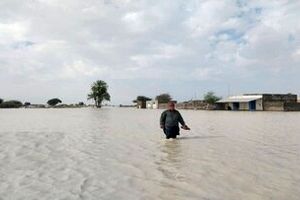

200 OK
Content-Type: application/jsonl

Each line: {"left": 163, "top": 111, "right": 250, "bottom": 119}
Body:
{"left": 0, "top": 108, "right": 299, "bottom": 200}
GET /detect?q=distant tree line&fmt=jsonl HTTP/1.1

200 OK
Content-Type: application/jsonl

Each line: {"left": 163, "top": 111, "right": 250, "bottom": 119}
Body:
{"left": 132, "top": 91, "right": 221, "bottom": 108}
{"left": 0, "top": 97, "right": 87, "bottom": 109}
{"left": 1, "top": 82, "right": 221, "bottom": 109}
{"left": 0, "top": 99, "right": 23, "bottom": 108}
{"left": 132, "top": 93, "right": 173, "bottom": 104}
{"left": 0, "top": 80, "right": 112, "bottom": 109}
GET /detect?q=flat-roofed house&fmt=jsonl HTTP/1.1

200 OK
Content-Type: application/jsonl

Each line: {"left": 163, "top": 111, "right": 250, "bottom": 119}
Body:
{"left": 217, "top": 93, "right": 300, "bottom": 111}
{"left": 217, "top": 95, "right": 263, "bottom": 111}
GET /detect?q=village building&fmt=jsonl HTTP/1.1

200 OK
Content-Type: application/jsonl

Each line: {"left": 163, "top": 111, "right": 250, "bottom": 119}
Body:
{"left": 146, "top": 100, "right": 158, "bottom": 109}
{"left": 145, "top": 100, "right": 178, "bottom": 109}
{"left": 176, "top": 100, "right": 211, "bottom": 110}
{"left": 217, "top": 93, "right": 300, "bottom": 111}
{"left": 136, "top": 100, "right": 146, "bottom": 109}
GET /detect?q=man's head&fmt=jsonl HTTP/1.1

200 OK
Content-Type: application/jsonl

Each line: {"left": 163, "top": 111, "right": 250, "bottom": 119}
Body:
{"left": 168, "top": 101, "right": 175, "bottom": 111}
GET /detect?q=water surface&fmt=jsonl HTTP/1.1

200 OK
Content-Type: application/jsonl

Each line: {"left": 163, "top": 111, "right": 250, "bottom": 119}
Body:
{"left": 0, "top": 108, "right": 299, "bottom": 200}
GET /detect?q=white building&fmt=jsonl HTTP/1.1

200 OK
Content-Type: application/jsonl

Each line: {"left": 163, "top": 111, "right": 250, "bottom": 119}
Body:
{"left": 217, "top": 95, "right": 263, "bottom": 111}
{"left": 146, "top": 100, "right": 158, "bottom": 109}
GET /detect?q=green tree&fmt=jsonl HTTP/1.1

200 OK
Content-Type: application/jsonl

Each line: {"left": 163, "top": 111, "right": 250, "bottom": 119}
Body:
{"left": 136, "top": 96, "right": 152, "bottom": 102}
{"left": 133, "top": 96, "right": 152, "bottom": 109}
{"left": 47, "top": 98, "right": 62, "bottom": 106}
{"left": 88, "top": 80, "right": 111, "bottom": 108}
{"left": 155, "top": 93, "right": 172, "bottom": 103}
{"left": 204, "top": 91, "right": 221, "bottom": 104}
{"left": 0, "top": 98, "right": 3, "bottom": 104}
{"left": 0, "top": 100, "right": 23, "bottom": 108}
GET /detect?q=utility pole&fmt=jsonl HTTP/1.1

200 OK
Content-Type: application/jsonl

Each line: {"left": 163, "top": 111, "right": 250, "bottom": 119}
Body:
{"left": 227, "top": 84, "right": 231, "bottom": 97}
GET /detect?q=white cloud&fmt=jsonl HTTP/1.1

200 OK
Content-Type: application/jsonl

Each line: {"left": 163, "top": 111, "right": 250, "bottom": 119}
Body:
{"left": 0, "top": 22, "right": 28, "bottom": 42}
{"left": 61, "top": 60, "right": 108, "bottom": 79}
{"left": 192, "top": 67, "right": 221, "bottom": 81}
{"left": 0, "top": 0, "right": 300, "bottom": 103}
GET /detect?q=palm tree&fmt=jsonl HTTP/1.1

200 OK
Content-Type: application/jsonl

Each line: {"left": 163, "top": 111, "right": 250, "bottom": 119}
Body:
{"left": 88, "top": 80, "right": 111, "bottom": 108}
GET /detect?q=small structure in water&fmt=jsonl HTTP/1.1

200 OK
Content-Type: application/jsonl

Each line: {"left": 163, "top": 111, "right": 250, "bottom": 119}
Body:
{"left": 146, "top": 100, "right": 178, "bottom": 109}
{"left": 133, "top": 96, "right": 152, "bottom": 109}
{"left": 146, "top": 100, "right": 158, "bottom": 109}
{"left": 217, "top": 93, "right": 300, "bottom": 111}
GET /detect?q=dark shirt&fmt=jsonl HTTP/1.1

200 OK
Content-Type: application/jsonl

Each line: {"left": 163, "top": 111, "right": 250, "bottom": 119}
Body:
{"left": 160, "top": 109, "right": 185, "bottom": 128}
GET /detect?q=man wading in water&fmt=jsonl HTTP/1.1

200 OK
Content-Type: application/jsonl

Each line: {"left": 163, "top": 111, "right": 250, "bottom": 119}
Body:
{"left": 160, "top": 102, "right": 190, "bottom": 139}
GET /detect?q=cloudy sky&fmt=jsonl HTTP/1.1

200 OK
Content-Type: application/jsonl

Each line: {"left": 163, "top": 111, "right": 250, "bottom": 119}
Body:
{"left": 1, "top": 0, "right": 300, "bottom": 104}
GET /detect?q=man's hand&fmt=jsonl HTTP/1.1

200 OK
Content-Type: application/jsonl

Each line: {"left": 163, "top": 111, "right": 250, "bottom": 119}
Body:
{"left": 181, "top": 125, "right": 191, "bottom": 130}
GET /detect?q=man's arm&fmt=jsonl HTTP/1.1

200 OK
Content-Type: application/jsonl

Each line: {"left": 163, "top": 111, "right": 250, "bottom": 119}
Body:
{"left": 177, "top": 111, "right": 185, "bottom": 126}
{"left": 160, "top": 111, "right": 166, "bottom": 129}
{"left": 178, "top": 111, "right": 190, "bottom": 130}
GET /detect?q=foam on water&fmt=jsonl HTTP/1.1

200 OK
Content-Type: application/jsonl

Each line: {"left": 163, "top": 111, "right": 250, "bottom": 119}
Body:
{"left": 0, "top": 108, "right": 299, "bottom": 200}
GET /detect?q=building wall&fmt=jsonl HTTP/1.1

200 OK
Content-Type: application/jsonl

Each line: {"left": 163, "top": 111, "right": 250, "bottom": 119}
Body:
{"left": 262, "top": 94, "right": 297, "bottom": 103}
{"left": 264, "top": 102, "right": 284, "bottom": 111}
{"left": 157, "top": 103, "right": 168, "bottom": 109}
{"left": 176, "top": 100, "right": 211, "bottom": 110}
{"left": 137, "top": 101, "right": 146, "bottom": 109}
{"left": 239, "top": 102, "right": 249, "bottom": 110}
{"left": 218, "top": 99, "right": 262, "bottom": 111}
{"left": 256, "top": 99, "right": 263, "bottom": 111}
{"left": 262, "top": 94, "right": 297, "bottom": 111}
{"left": 229, "top": 100, "right": 263, "bottom": 111}
{"left": 146, "top": 100, "right": 158, "bottom": 109}
{"left": 284, "top": 103, "right": 300, "bottom": 111}
{"left": 156, "top": 100, "right": 214, "bottom": 110}
{"left": 217, "top": 94, "right": 299, "bottom": 111}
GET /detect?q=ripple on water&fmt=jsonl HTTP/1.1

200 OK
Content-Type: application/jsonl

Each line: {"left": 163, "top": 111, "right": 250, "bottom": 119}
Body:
{"left": 0, "top": 108, "right": 300, "bottom": 200}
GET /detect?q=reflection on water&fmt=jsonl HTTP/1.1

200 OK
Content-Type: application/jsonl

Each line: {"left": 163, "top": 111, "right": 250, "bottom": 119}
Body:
{"left": 158, "top": 140, "right": 184, "bottom": 180}
{"left": 0, "top": 108, "right": 300, "bottom": 200}
{"left": 178, "top": 135, "right": 225, "bottom": 140}
{"left": 157, "top": 140, "right": 187, "bottom": 199}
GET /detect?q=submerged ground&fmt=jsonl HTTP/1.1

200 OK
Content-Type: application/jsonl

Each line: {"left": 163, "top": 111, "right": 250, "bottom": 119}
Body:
{"left": 0, "top": 108, "right": 299, "bottom": 200}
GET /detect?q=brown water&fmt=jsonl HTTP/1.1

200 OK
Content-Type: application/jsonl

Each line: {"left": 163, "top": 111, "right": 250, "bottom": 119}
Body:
{"left": 0, "top": 108, "right": 299, "bottom": 200}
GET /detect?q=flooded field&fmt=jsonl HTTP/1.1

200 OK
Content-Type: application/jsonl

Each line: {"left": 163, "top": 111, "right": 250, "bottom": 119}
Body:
{"left": 0, "top": 108, "right": 299, "bottom": 200}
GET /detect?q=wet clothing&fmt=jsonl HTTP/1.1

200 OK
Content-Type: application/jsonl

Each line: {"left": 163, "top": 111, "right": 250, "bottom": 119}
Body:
{"left": 164, "top": 126, "right": 180, "bottom": 139}
{"left": 160, "top": 109, "right": 185, "bottom": 139}
{"left": 160, "top": 110, "right": 185, "bottom": 127}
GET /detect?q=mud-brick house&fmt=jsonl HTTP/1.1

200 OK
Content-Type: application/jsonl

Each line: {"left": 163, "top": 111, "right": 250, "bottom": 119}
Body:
{"left": 134, "top": 96, "right": 152, "bottom": 109}
{"left": 146, "top": 100, "right": 178, "bottom": 109}
{"left": 176, "top": 100, "right": 210, "bottom": 110}
{"left": 217, "top": 93, "right": 300, "bottom": 111}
